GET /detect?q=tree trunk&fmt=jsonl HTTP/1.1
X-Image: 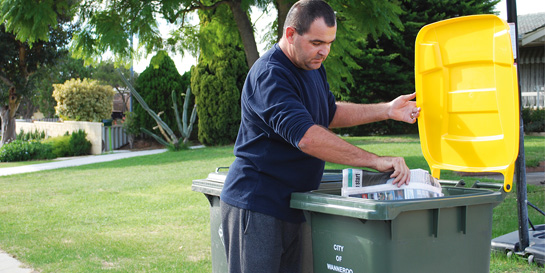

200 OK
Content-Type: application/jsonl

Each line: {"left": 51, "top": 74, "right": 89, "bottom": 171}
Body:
{"left": 115, "top": 86, "right": 129, "bottom": 113}
{"left": 1, "top": 87, "right": 22, "bottom": 146}
{"left": 275, "top": 0, "right": 293, "bottom": 41}
{"left": 128, "top": 134, "right": 134, "bottom": 149}
{"left": 228, "top": 0, "right": 260, "bottom": 68}
{"left": 0, "top": 108, "right": 16, "bottom": 147}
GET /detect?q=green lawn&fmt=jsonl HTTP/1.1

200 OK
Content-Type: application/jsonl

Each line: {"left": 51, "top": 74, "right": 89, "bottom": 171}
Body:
{"left": 0, "top": 136, "right": 543, "bottom": 272}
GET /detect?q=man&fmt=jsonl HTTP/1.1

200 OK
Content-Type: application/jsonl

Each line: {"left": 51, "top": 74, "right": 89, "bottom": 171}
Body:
{"left": 220, "top": 0, "right": 420, "bottom": 272}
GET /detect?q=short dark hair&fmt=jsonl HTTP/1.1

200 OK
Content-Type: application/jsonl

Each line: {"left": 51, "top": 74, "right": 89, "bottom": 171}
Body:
{"left": 284, "top": 0, "right": 336, "bottom": 36}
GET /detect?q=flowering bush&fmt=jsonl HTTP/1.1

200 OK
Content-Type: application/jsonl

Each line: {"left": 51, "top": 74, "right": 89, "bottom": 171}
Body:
{"left": 52, "top": 78, "right": 115, "bottom": 121}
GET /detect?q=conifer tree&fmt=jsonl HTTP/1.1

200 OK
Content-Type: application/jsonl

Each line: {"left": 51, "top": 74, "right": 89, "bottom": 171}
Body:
{"left": 134, "top": 51, "right": 187, "bottom": 134}
{"left": 190, "top": 5, "right": 248, "bottom": 146}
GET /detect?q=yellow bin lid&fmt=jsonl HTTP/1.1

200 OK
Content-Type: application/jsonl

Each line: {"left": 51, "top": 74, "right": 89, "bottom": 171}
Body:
{"left": 415, "top": 15, "right": 519, "bottom": 192}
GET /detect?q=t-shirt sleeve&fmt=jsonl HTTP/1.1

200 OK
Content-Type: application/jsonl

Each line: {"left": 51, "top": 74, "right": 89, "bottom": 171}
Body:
{"left": 246, "top": 70, "right": 316, "bottom": 149}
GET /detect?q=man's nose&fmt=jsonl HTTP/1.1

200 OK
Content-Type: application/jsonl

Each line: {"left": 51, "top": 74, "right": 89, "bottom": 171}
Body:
{"left": 318, "top": 44, "right": 331, "bottom": 56}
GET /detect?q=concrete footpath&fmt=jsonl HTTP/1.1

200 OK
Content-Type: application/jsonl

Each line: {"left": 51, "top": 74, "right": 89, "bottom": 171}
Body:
{"left": 0, "top": 149, "right": 167, "bottom": 177}
{"left": 0, "top": 250, "right": 35, "bottom": 273}
{"left": 0, "top": 149, "right": 167, "bottom": 272}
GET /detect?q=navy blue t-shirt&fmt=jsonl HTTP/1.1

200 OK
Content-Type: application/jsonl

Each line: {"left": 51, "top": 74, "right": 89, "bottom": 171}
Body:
{"left": 221, "top": 44, "right": 337, "bottom": 223}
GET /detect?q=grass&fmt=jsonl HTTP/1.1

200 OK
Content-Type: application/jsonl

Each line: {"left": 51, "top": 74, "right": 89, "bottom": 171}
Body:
{"left": 524, "top": 135, "right": 545, "bottom": 167}
{"left": 0, "top": 146, "right": 236, "bottom": 272}
{"left": 0, "top": 136, "right": 543, "bottom": 272}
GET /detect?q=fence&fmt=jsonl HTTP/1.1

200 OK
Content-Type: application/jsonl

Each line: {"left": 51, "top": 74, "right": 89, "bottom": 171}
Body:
{"left": 102, "top": 125, "right": 129, "bottom": 151}
{"left": 521, "top": 86, "right": 544, "bottom": 109}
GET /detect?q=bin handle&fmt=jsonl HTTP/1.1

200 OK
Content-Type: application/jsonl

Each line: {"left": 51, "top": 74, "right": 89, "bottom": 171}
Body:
{"left": 215, "top": 167, "right": 230, "bottom": 173}
{"left": 471, "top": 181, "right": 503, "bottom": 190}
{"left": 439, "top": 179, "right": 466, "bottom": 187}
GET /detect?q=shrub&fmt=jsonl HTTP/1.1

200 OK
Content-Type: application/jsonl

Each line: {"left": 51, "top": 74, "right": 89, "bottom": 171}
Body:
{"left": 52, "top": 78, "right": 115, "bottom": 122}
{"left": 43, "top": 135, "right": 71, "bottom": 158}
{"left": 522, "top": 108, "right": 545, "bottom": 133}
{"left": 122, "top": 111, "right": 140, "bottom": 136}
{"left": 16, "top": 129, "right": 46, "bottom": 141}
{"left": 69, "top": 129, "right": 91, "bottom": 156}
{"left": 122, "top": 111, "right": 140, "bottom": 149}
{"left": 41, "top": 130, "right": 91, "bottom": 157}
{"left": 0, "top": 140, "right": 55, "bottom": 162}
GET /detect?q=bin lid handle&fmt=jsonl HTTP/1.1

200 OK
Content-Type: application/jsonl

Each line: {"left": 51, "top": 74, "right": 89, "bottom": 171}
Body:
{"left": 215, "top": 167, "right": 229, "bottom": 173}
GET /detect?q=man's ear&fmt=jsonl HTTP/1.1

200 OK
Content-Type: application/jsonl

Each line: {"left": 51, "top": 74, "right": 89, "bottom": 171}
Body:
{"left": 285, "top": 26, "right": 297, "bottom": 44}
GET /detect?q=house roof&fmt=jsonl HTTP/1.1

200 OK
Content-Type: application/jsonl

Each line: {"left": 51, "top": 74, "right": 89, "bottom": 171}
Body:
{"left": 517, "top": 12, "right": 545, "bottom": 34}
{"left": 517, "top": 12, "right": 545, "bottom": 47}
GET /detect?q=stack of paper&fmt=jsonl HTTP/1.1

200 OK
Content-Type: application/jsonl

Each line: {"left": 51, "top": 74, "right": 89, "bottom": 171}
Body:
{"left": 342, "top": 169, "right": 443, "bottom": 200}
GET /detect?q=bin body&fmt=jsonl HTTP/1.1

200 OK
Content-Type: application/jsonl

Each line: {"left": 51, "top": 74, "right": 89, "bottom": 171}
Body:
{"left": 291, "top": 187, "right": 504, "bottom": 273}
{"left": 207, "top": 194, "right": 227, "bottom": 272}
{"left": 191, "top": 176, "right": 227, "bottom": 273}
{"left": 192, "top": 170, "right": 342, "bottom": 273}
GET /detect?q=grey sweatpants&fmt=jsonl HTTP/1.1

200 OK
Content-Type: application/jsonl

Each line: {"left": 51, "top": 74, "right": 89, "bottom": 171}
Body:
{"left": 220, "top": 201, "right": 303, "bottom": 273}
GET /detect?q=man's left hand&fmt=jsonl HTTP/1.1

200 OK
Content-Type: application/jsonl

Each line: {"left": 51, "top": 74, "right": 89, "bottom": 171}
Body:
{"left": 388, "top": 92, "right": 420, "bottom": 124}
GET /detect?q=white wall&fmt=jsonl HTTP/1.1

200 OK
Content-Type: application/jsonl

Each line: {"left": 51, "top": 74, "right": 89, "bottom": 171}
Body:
{"left": 16, "top": 121, "right": 103, "bottom": 155}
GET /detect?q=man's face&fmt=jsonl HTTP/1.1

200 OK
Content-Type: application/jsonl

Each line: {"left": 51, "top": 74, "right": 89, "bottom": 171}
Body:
{"left": 290, "top": 18, "right": 336, "bottom": 70}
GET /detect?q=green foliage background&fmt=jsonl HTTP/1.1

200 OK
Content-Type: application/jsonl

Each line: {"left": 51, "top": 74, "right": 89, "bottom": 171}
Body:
{"left": 333, "top": 0, "right": 500, "bottom": 136}
{"left": 1, "top": 0, "right": 506, "bottom": 137}
{"left": 134, "top": 50, "right": 188, "bottom": 136}
{"left": 190, "top": 6, "right": 248, "bottom": 146}
{"left": 522, "top": 108, "right": 545, "bottom": 133}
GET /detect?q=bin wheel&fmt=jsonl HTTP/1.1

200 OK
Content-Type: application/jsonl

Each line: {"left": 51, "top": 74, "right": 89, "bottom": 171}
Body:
{"left": 506, "top": 251, "right": 514, "bottom": 258}
{"left": 528, "top": 254, "right": 534, "bottom": 265}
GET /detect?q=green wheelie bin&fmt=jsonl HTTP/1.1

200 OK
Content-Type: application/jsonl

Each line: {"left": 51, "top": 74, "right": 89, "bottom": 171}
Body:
{"left": 290, "top": 183, "right": 505, "bottom": 273}
{"left": 192, "top": 168, "right": 343, "bottom": 273}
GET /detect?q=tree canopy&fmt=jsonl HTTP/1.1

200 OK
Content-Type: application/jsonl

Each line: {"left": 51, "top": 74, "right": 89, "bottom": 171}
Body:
{"left": 0, "top": 0, "right": 77, "bottom": 46}
{"left": 335, "top": 0, "right": 500, "bottom": 136}
{"left": 2, "top": 0, "right": 405, "bottom": 93}
{"left": 0, "top": 0, "right": 78, "bottom": 118}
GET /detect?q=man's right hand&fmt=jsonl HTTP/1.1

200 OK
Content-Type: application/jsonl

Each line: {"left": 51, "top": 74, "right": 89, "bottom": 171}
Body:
{"left": 373, "top": 156, "right": 411, "bottom": 187}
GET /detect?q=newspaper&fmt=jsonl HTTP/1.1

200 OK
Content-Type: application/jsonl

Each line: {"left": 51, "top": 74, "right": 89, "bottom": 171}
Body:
{"left": 342, "top": 169, "right": 443, "bottom": 200}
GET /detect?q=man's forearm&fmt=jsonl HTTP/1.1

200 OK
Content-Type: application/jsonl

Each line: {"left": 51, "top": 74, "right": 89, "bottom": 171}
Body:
{"left": 298, "top": 125, "right": 380, "bottom": 168}
{"left": 329, "top": 102, "right": 391, "bottom": 128}
{"left": 298, "top": 124, "right": 411, "bottom": 185}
